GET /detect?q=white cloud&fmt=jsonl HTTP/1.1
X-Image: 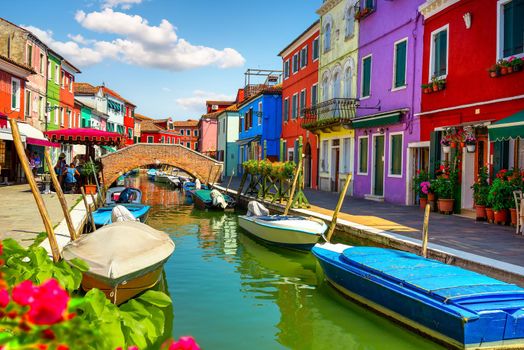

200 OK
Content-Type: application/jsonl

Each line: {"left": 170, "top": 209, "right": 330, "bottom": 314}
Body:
{"left": 176, "top": 90, "right": 234, "bottom": 113}
{"left": 102, "top": 0, "right": 143, "bottom": 10}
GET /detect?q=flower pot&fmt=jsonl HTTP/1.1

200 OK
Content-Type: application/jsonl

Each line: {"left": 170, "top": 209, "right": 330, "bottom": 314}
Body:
{"left": 466, "top": 144, "right": 476, "bottom": 153}
{"left": 486, "top": 207, "right": 494, "bottom": 223}
{"left": 460, "top": 142, "right": 465, "bottom": 148}
{"left": 437, "top": 199, "right": 455, "bottom": 214}
{"left": 442, "top": 145, "right": 450, "bottom": 154}
{"left": 450, "top": 142, "right": 457, "bottom": 148}
{"left": 427, "top": 192, "right": 435, "bottom": 202}
{"left": 475, "top": 205, "right": 487, "bottom": 221}
{"left": 432, "top": 84, "right": 439, "bottom": 92}
{"left": 489, "top": 71, "right": 498, "bottom": 78}
{"left": 84, "top": 184, "right": 97, "bottom": 195}
{"left": 419, "top": 197, "right": 428, "bottom": 209}
{"left": 510, "top": 208, "right": 517, "bottom": 227}
{"left": 508, "top": 66, "right": 513, "bottom": 74}
{"left": 500, "top": 67, "right": 508, "bottom": 75}
{"left": 494, "top": 209, "right": 508, "bottom": 225}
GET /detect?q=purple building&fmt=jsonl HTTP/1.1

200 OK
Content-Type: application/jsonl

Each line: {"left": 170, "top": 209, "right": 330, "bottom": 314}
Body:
{"left": 353, "top": 0, "right": 425, "bottom": 205}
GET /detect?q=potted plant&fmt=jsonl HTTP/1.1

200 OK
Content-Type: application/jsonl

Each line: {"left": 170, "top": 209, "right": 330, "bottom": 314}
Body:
{"left": 509, "top": 56, "right": 523, "bottom": 72}
{"left": 498, "top": 59, "right": 510, "bottom": 75}
{"left": 464, "top": 134, "right": 476, "bottom": 153}
{"left": 441, "top": 137, "right": 451, "bottom": 154}
{"left": 433, "top": 163, "right": 458, "bottom": 214}
{"left": 421, "top": 84, "right": 430, "bottom": 94}
{"left": 488, "top": 177, "right": 512, "bottom": 225}
{"left": 488, "top": 64, "right": 499, "bottom": 78}
{"left": 412, "top": 170, "right": 430, "bottom": 209}
{"left": 81, "top": 160, "right": 99, "bottom": 195}
{"left": 471, "top": 167, "right": 489, "bottom": 220}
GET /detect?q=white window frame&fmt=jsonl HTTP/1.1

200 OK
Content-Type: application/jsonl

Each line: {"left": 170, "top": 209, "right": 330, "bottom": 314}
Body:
{"left": 299, "top": 89, "right": 306, "bottom": 117}
{"left": 357, "top": 136, "right": 369, "bottom": 176}
{"left": 54, "top": 107, "right": 58, "bottom": 124}
{"left": 11, "top": 78, "right": 20, "bottom": 111}
{"left": 312, "top": 37, "right": 320, "bottom": 61}
{"left": 26, "top": 44, "right": 32, "bottom": 67}
{"left": 60, "top": 107, "right": 65, "bottom": 127}
{"left": 258, "top": 101, "right": 263, "bottom": 125}
{"left": 342, "top": 137, "right": 352, "bottom": 174}
{"left": 321, "top": 139, "right": 329, "bottom": 172}
{"left": 292, "top": 53, "right": 299, "bottom": 74}
{"left": 284, "top": 60, "right": 290, "bottom": 79}
{"left": 67, "top": 109, "right": 72, "bottom": 128}
{"left": 283, "top": 97, "right": 289, "bottom": 122}
{"left": 428, "top": 24, "right": 449, "bottom": 82}
{"left": 388, "top": 131, "right": 404, "bottom": 178}
{"left": 497, "top": 0, "right": 524, "bottom": 60}
{"left": 311, "top": 83, "right": 318, "bottom": 106}
{"left": 392, "top": 37, "right": 408, "bottom": 91}
{"left": 291, "top": 93, "right": 298, "bottom": 120}
{"left": 323, "top": 23, "right": 331, "bottom": 53}
{"left": 47, "top": 61, "right": 51, "bottom": 80}
{"left": 39, "top": 53, "right": 44, "bottom": 75}
{"left": 360, "top": 54, "right": 372, "bottom": 100}
{"left": 25, "top": 89, "right": 31, "bottom": 117}
{"left": 300, "top": 46, "right": 308, "bottom": 69}
{"left": 54, "top": 64, "right": 59, "bottom": 84}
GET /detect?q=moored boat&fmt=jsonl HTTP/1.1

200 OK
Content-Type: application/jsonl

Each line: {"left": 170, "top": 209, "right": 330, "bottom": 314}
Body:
{"left": 105, "top": 187, "right": 142, "bottom": 205}
{"left": 62, "top": 221, "right": 175, "bottom": 304}
{"left": 147, "top": 168, "right": 157, "bottom": 181}
{"left": 190, "top": 189, "right": 235, "bottom": 210}
{"left": 92, "top": 203, "right": 150, "bottom": 227}
{"left": 312, "top": 243, "right": 524, "bottom": 349}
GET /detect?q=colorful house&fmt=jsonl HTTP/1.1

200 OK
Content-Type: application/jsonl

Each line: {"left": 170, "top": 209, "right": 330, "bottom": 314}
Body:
{"left": 134, "top": 113, "right": 151, "bottom": 143}
{"left": 171, "top": 119, "right": 199, "bottom": 150}
{"left": 46, "top": 50, "right": 61, "bottom": 131}
{"left": 59, "top": 60, "right": 81, "bottom": 129}
{"left": 302, "top": 0, "right": 359, "bottom": 193}
{"left": 140, "top": 117, "right": 181, "bottom": 144}
{"left": 418, "top": 0, "right": 524, "bottom": 212}
{"left": 74, "top": 83, "right": 109, "bottom": 131}
{"left": 198, "top": 100, "right": 233, "bottom": 158}
{"left": 279, "top": 20, "right": 320, "bottom": 189}
{"left": 124, "top": 101, "right": 136, "bottom": 145}
{"left": 237, "top": 85, "right": 282, "bottom": 174}
{"left": 353, "top": 0, "right": 425, "bottom": 204}
{"left": 217, "top": 104, "right": 240, "bottom": 177}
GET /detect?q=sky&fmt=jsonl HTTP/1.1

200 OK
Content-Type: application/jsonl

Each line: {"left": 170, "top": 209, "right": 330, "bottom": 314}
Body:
{"left": 1, "top": 0, "right": 320, "bottom": 120}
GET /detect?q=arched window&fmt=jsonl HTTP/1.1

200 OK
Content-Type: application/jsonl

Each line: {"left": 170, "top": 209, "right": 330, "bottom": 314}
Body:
{"left": 345, "top": 7, "right": 355, "bottom": 38}
{"left": 332, "top": 71, "right": 341, "bottom": 98}
{"left": 344, "top": 67, "right": 352, "bottom": 98}
{"left": 324, "top": 23, "right": 331, "bottom": 52}
{"left": 322, "top": 75, "right": 329, "bottom": 102}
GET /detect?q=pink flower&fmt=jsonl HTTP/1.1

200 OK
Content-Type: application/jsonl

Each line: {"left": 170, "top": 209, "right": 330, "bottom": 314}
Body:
{"left": 0, "top": 289, "right": 9, "bottom": 308}
{"left": 169, "top": 336, "right": 200, "bottom": 350}
{"left": 12, "top": 280, "right": 37, "bottom": 306}
{"left": 27, "top": 279, "right": 69, "bottom": 325}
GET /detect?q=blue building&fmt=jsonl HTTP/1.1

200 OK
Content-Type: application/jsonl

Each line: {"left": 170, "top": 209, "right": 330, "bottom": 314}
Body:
{"left": 237, "top": 86, "right": 282, "bottom": 174}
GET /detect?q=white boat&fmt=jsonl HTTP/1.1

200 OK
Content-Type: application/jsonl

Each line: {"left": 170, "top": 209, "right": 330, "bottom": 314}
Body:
{"left": 238, "top": 201, "right": 327, "bottom": 250}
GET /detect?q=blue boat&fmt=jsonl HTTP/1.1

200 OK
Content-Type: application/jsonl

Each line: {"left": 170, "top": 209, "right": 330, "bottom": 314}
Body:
{"left": 92, "top": 204, "right": 151, "bottom": 228}
{"left": 147, "top": 169, "right": 157, "bottom": 181}
{"left": 183, "top": 181, "right": 208, "bottom": 195}
{"left": 312, "top": 243, "right": 524, "bottom": 349}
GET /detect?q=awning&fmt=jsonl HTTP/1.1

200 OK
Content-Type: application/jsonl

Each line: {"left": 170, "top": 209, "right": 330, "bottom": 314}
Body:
{"left": 236, "top": 135, "right": 261, "bottom": 146}
{"left": 102, "top": 145, "right": 117, "bottom": 153}
{"left": 0, "top": 122, "right": 58, "bottom": 147}
{"left": 45, "top": 128, "right": 125, "bottom": 146}
{"left": 488, "top": 110, "right": 524, "bottom": 141}
{"left": 352, "top": 110, "right": 406, "bottom": 129}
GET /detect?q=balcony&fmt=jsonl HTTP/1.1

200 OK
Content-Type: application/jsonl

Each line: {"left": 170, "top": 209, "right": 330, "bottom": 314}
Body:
{"left": 301, "top": 98, "right": 359, "bottom": 133}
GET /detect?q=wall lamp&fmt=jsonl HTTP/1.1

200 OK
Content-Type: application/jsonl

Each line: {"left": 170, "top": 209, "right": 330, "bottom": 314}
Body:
{"left": 463, "top": 12, "right": 472, "bottom": 29}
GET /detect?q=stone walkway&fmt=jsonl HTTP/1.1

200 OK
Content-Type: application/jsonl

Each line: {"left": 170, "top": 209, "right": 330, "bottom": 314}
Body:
{"left": 0, "top": 184, "right": 81, "bottom": 247}
{"left": 223, "top": 177, "right": 524, "bottom": 267}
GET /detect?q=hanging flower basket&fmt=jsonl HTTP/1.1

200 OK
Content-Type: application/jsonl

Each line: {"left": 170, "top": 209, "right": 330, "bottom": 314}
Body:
{"left": 442, "top": 145, "right": 450, "bottom": 154}
{"left": 466, "top": 144, "right": 476, "bottom": 153}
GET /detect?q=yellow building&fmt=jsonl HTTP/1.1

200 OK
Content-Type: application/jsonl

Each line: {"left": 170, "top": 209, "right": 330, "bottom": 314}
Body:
{"left": 302, "top": 0, "right": 359, "bottom": 193}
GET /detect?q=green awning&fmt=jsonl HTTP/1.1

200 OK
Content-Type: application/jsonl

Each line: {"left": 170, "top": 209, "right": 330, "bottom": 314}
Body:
{"left": 102, "top": 145, "right": 116, "bottom": 153}
{"left": 352, "top": 111, "right": 403, "bottom": 129}
{"left": 488, "top": 110, "right": 524, "bottom": 141}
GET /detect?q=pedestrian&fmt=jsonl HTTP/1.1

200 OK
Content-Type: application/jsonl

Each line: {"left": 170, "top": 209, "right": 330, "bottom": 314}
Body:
{"left": 54, "top": 153, "right": 68, "bottom": 188}
{"left": 31, "top": 152, "right": 41, "bottom": 176}
{"left": 64, "top": 162, "right": 80, "bottom": 193}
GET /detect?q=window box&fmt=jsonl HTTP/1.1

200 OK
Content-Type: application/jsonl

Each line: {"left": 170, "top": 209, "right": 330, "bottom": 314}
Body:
{"left": 354, "top": 7, "right": 374, "bottom": 20}
{"left": 421, "top": 77, "right": 446, "bottom": 94}
{"left": 488, "top": 56, "right": 523, "bottom": 77}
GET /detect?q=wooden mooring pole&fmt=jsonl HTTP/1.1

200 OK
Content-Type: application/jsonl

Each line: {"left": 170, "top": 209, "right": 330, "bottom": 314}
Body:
{"left": 326, "top": 174, "right": 353, "bottom": 242}
{"left": 44, "top": 148, "right": 77, "bottom": 241}
{"left": 8, "top": 119, "right": 61, "bottom": 261}
{"left": 283, "top": 156, "right": 304, "bottom": 216}
{"left": 225, "top": 170, "right": 235, "bottom": 193}
{"left": 81, "top": 187, "right": 97, "bottom": 232}
{"left": 421, "top": 204, "right": 431, "bottom": 258}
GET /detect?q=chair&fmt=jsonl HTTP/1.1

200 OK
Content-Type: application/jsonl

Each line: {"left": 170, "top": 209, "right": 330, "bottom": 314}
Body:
{"left": 514, "top": 190, "right": 523, "bottom": 235}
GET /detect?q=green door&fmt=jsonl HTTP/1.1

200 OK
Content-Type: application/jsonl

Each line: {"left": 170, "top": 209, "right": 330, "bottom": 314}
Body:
{"left": 374, "top": 135, "right": 384, "bottom": 196}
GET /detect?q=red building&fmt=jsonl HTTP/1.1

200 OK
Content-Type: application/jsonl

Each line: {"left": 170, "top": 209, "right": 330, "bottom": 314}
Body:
{"left": 278, "top": 20, "right": 320, "bottom": 189}
{"left": 419, "top": 0, "right": 524, "bottom": 212}
{"left": 171, "top": 119, "right": 199, "bottom": 150}
{"left": 140, "top": 117, "right": 181, "bottom": 144}
{"left": 124, "top": 101, "right": 136, "bottom": 145}
{"left": 59, "top": 60, "right": 81, "bottom": 129}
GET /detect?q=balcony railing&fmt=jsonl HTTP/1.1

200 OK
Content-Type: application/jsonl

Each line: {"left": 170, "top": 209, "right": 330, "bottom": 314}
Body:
{"left": 301, "top": 98, "right": 359, "bottom": 131}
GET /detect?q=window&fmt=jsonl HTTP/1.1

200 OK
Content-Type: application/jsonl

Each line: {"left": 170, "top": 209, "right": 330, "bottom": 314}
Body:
{"left": 60, "top": 108, "right": 64, "bottom": 127}
{"left": 324, "top": 23, "right": 331, "bottom": 52}
{"left": 67, "top": 110, "right": 72, "bottom": 128}
{"left": 322, "top": 76, "right": 329, "bottom": 101}
{"left": 25, "top": 90, "right": 31, "bottom": 116}
{"left": 430, "top": 26, "right": 448, "bottom": 79}
{"left": 321, "top": 140, "right": 329, "bottom": 171}
{"left": 27, "top": 44, "right": 32, "bottom": 67}
{"left": 300, "top": 46, "right": 308, "bottom": 69}
{"left": 47, "top": 61, "right": 51, "bottom": 80}
{"left": 313, "top": 37, "right": 319, "bottom": 61}
{"left": 258, "top": 101, "right": 263, "bottom": 125}
{"left": 53, "top": 107, "right": 58, "bottom": 125}
{"left": 287, "top": 148, "right": 294, "bottom": 162}
{"left": 292, "top": 53, "right": 299, "bottom": 73}
{"left": 364, "top": 0, "right": 375, "bottom": 9}
{"left": 61, "top": 71, "right": 65, "bottom": 88}
{"left": 358, "top": 137, "right": 368, "bottom": 174}
{"left": 311, "top": 84, "right": 318, "bottom": 106}
{"left": 194, "top": 130, "right": 198, "bottom": 137}
{"left": 299, "top": 89, "right": 306, "bottom": 117}
{"left": 283, "top": 98, "right": 289, "bottom": 122}
{"left": 160, "top": 136, "right": 165, "bottom": 143}
{"left": 11, "top": 78, "right": 20, "bottom": 110}
{"left": 186, "top": 142, "right": 190, "bottom": 148}
{"left": 186, "top": 129, "right": 190, "bottom": 136}
{"left": 69, "top": 76, "right": 73, "bottom": 92}
{"left": 344, "top": 67, "right": 352, "bottom": 98}
{"left": 284, "top": 60, "right": 290, "bottom": 79}
{"left": 292, "top": 94, "right": 298, "bottom": 119}
{"left": 342, "top": 138, "right": 351, "bottom": 173}
{"left": 393, "top": 39, "right": 408, "bottom": 89}
{"left": 147, "top": 136, "right": 154, "bottom": 143}
{"left": 361, "top": 55, "right": 372, "bottom": 98}
{"left": 54, "top": 64, "right": 59, "bottom": 84}
{"left": 333, "top": 71, "right": 341, "bottom": 98}
{"left": 38, "top": 96, "right": 44, "bottom": 121}
{"left": 389, "top": 133, "right": 403, "bottom": 176}
{"left": 498, "top": 0, "right": 524, "bottom": 58}
{"left": 39, "top": 53, "right": 44, "bottom": 74}
{"left": 345, "top": 7, "right": 355, "bottom": 38}
{"left": 194, "top": 142, "right": 198, "bottom": 150}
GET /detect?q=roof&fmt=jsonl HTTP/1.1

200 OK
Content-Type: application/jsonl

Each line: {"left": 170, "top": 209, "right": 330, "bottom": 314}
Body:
{"left": 225, "top": 104, "right": 239, "bottom": 112}
{"left": 278, "top": 20, "right": 320, "bottom": 57}
{"left": 102, "top": 87, "right": 135, "bottom": 107}
{"left": 172, "top": 119, "right": 199, "bottom": 127}
{"left": 237, "top": 84, "right": 283, "bottom": 109}
{"left": 206, "top": 100, "right": 235, "bottom": 106}
{"left": 140, "top": 119, "right": 164, "bottom": 132}
{"left": 74, "top": 82, "right": 98, "bottom": 95}
{"left": 201, "top": 111, "right": 221, "bottom": 119}
{"left": 0, "top": 54, "right": 36, "bottom": 75}
{"left": 134, "top": 113, "right": 152, "bottom": 121}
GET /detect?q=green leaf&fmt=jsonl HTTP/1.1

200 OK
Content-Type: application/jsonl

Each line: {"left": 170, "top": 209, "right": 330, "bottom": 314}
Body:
{"left": 137, "top": 291, "right": 172, "bottom": 308}
{"left": 68, "top": 258, "right": 90, "bottom": 272}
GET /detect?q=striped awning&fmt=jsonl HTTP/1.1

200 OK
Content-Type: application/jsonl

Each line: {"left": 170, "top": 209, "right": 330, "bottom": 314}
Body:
{"left": 45, "top": 128, "right": 124, "bottom": 146}
{"left": 488, "top": 110, "right": 524, "bottom": 141}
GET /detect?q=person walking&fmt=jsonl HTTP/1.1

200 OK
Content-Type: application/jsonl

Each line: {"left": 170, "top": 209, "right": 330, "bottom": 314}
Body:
{"left": 54, "top": 153, "right": 68, "bottom": 189}
{"left": 64, "top": 162, "right": 80, "bottom": 193}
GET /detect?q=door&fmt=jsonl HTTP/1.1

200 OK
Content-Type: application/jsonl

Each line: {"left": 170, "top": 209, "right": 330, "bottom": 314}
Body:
{"left": 373, "top": 135, "right": 385, "bottom": 196}
{"left": 462, "top": 150, "right": 475, "bottom": 209}
{"left": 331, "top": 147, "right": 340, "bottom": 192}
{"left": 304, "top": 143, "right": 312, "bottom": 188}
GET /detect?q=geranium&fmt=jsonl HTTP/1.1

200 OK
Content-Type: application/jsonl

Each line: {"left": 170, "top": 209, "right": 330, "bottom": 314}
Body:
{"left": 162, "top": 336, "right": 200, "bottom": 350}
{"left": 0, "top": 289, "right": 9, "bottom": 308}
{"left": 420, "top": 181, "right": 431, "bottom": 195}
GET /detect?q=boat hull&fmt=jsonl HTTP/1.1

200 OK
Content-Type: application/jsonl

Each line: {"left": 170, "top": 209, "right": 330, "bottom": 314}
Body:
{"left": 93, "top": 204, "right": 150, "bottom": 227}
{"left": 238, "top": 215, "right": 323, "bottom": 250}
{"left": 312, "top": 243, "right": 524, "bottom": 349}
{"left": 190, "top": 190, "right": 234, "bottom": 211}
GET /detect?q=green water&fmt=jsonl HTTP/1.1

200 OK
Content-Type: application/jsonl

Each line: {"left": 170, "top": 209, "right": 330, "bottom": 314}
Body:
{"left": 132, "top": 175, "right": 443, "bottom": 350}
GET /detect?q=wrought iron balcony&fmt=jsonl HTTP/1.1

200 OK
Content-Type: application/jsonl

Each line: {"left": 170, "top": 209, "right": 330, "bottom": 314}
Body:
{"left": 301, "top": 98, "right": 359, "bottom": 132}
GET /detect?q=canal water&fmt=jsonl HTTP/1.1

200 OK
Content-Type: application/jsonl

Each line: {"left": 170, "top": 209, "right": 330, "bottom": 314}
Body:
{"left": 129, "top": 175, "right": 443, "bottom": 350}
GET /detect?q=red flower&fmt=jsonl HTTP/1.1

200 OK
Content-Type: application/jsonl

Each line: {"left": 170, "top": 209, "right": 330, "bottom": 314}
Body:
{"left": 169, "top": 336, "right": 200, "bottom": 350}
{"left": 36, "top": 344, "right": 48, "bottom": 350}
{"left": 41, "top": 329, "right": 56, "bottom": 340}
{"left": 0, "top": 242, "right": 3, "bottom": 256}
{"left": 12, "top": 280, "right": 37, "bottom": 306}
{"left": 56, "top": 345, "right": 69, "bottom": 350}
{"left": 0, "top": 289, "right": 9, "bottom": 308}
{"left": 27, "top": 279, "right": 69, "bottom": 325}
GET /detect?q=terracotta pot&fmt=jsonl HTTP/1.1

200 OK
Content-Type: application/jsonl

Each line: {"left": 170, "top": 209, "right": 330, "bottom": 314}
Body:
{"left": 486, "top": 208, "right": 494, "bottom": 223}
{"left": 494, "top": 209, "right": 508, "bottom": 225}
{"left": 419, "top": 197, "right": 428, "bottom": 209}
{"left": 432, "top": 84, "right": 439, "bottom": 92}
{"left": 508, "top": 66, "right": 513, "bottom": 74}
{"left": 510, "top": 208, "right": 518, "bottom": 227}
{"left": 460, "top": 142, "right": 465, "bottom": 148}
{"left": 489, "top": 71, "right": 498, "bottom": 78}
{"left": 475, "top": 205, "right": 486, "bottom": 221}
{"left": 84, "top": 184, "right": 97, "bottom": 195}
{"left": 427, "top": 192, "right": 435, "bottom": 202}
{"left": 450, "top": 142, "right": 457, "bottom": 148}
{"left": 438, "top": 199, "right": 455, "bottom": 214}
{"left": 500, "top": 66, "right": 508, "bottom": 75}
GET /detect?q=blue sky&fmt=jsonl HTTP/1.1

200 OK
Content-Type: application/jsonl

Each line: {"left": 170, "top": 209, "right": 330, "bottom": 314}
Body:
{"left": 1, "top": 0, "right": 320, "bottom": 120}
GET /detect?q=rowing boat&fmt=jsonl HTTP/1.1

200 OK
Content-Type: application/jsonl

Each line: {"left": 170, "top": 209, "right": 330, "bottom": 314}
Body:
{"left": 190, "top": 189, "right": 235, "bottom": 210}
{"left": 92, "top": 204, "right": 150, "bottom": 227}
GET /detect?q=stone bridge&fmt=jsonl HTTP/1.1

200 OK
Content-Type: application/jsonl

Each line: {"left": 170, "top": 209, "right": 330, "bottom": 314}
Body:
{"left": 100, "top": 143, "right": 223, "bottom": 188}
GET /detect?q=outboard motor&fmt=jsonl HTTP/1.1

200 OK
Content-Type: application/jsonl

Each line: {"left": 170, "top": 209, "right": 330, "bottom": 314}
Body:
{"left": 111, "top": 205, "right": 137, "bottom": 223}
{"left": 247, "top": 201, "right": 270, "bottom": 217}
{"left": 210, "top": 189, "right": 227, "bottom": 209}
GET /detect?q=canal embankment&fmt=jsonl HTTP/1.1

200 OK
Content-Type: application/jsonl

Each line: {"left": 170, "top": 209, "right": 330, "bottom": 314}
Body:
{"left": 215, "top": 183, "right": 524, "bottom": 287}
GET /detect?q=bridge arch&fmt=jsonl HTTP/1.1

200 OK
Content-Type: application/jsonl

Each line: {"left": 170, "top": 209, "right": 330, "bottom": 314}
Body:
{"left": 100, "top": 144, "right": 223, "bottom": 188}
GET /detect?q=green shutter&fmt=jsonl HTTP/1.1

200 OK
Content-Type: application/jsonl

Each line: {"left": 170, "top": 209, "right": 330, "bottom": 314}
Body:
{"left": 362, "top": 57, "right": 371, "bottom": 97}
{"left": 493, "top": 141, "right": 510, "bottom": 176}
{"left": 433, "top": 31, "right": 447, "bottom": 77}
{"left": 359, "top": 138, "right": 368, "bottom": 173}
{"left": 394, "top": 41, "right": 407, "bottom": 88}
{"left": 429, "top": 131, "right": 441, "bottom": 178}
{"left": 503, "top": 0, "right": 524, "bottom": 57}
{"left": 391, "top": 135, "right": 402, "bottom": 175}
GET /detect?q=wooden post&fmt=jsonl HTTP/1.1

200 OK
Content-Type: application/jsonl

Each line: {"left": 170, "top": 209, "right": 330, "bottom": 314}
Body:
{"left": 44, "top": 148, "right": 77, "bottom": 241}
{"left": 236, "top": 172, "right": 248, "bottom": 202}
{"left": 283, "top": 156, "right": 304, "bottom": 216}
{"left": 326, "top": 174, "right": 353, "bottom": 242}
{"left": 225, "top": 169, "right": 235, "bottom": 193}
{"left": 90, "top": 192, "right": 98, "bottom": 210}
{"left": 421, "top": 204, "right": 431, "bottom": 258}
{"left": 8, "top": 119, "right": 61, "bottom": 262}
{"left": 81, "top": 187, "right": 96, "bottom": 232}
{"left": 89, "top": 156, "right": 102, "bottom": 204}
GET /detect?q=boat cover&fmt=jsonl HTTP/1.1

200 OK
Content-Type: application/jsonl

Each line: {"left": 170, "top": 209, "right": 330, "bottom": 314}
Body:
{"left": 247, "top": 201, "right": 270, "bottom": 217}
{"left": 210, "top": 189, "right": 227, "bottom": 209}
{"left": 111, "top": 205, "right": 137, "bottom": 223}
{"left": 62, "top": 221, "right": 175, "bottom": 286}
{"left": 341, "top": 247, "right": 524, "bottom": 304}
